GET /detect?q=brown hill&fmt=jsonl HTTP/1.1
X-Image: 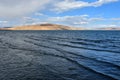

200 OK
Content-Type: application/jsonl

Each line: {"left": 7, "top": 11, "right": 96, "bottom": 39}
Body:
{"left": 0, "top": 24, "right": 85, "bottom": 30}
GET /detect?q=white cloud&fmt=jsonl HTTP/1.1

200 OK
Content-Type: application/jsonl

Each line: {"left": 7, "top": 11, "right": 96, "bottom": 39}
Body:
{"left": 53, "top": 0, "right": 118, "bottom": 12}
{"left": 20, "top": 17, "right": 40, "bottom": 25}
{"left": 0, "top": 0, "right": 118, "bottom": 18}
{"left": 0, "top": 20, "right": 8, "bottom": 23}
{"left": 100, "top": 24, "right": 117, "bottom": 27}
{"left": 53, "top": 0, "right": 90, "bottom": 12}
{"left": 0, "top": 20, "right": 9, "bottom": 27}
{"left": 17, "top": 15, "right": 104, "bottom": 27}
{"left": 0, "top": 0, "right": 51, "bottom": 18}
{"left": 46, "top": 15, "right": 104, "bottom": 27}
{"left": 74, "top": 22, "right": 89, "bottom": 25}
{"left": 89, "top": 18, "right": 105, "bottom": 21}
{"left": 111, "top": 18, "right": 120, "bottom": 20}
{"left": 92, "top": 0, "right": 118, "bottom": 7}
{"left": 35, "top": 13, "right": 45, "bottom": 16}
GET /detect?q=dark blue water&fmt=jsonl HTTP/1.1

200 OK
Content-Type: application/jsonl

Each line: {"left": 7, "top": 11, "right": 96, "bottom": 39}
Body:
{"left": 0, "top": 30, "right": 120, "bottom": 80}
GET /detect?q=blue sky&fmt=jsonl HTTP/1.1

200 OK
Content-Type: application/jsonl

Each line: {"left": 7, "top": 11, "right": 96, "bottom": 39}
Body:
{"left": 0, "top": 0, "right": 120, "bottom": 29}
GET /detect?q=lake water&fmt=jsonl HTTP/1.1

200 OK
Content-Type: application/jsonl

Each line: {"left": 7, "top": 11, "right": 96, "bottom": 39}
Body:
{"left": 0, "top": 30, "right": 120, "bottom": 80}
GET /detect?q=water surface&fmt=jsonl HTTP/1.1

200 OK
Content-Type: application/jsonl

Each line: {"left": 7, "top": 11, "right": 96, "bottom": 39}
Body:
{"left": 0, "top": 30, "right": 120, "bottom": 80}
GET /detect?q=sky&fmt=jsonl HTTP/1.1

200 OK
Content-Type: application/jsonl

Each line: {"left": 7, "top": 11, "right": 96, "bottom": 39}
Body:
{"left": 0, "top": 0, "right": 120, "bottom": 29}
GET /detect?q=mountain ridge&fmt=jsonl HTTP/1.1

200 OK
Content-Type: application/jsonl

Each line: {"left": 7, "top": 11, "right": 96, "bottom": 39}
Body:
{"left": 0, "top": 24, "right": 120, "bottom": 30}
{"left": 0, "top": 23, "right": 85, "bottom": 30}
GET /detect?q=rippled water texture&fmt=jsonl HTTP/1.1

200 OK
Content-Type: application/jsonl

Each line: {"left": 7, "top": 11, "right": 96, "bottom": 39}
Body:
{"left": 0, "top": 30, "right": 120, "bottom": 80}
